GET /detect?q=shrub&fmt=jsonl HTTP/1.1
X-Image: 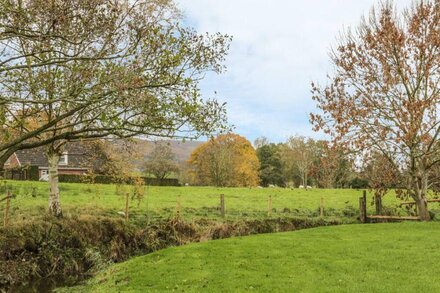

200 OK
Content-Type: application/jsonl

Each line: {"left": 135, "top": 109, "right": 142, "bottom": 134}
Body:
{"left": 57, "top": 174, "right": 180, "bottom": 186}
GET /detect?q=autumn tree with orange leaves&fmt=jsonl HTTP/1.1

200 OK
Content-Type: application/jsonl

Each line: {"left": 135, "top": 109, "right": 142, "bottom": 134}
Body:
{"left": 363, "top": 152, "right": 401, "bottom": 214}
{"left": 188, "top": 134, "right": 260, "bottom": 187}
{"left": 311, "top": 1, "right": 439, "bottom": 220}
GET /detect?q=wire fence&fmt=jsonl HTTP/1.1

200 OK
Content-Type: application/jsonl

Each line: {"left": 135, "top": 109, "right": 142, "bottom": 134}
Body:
{"left": 4, "top": 180, "right": 435, "bottom": 227}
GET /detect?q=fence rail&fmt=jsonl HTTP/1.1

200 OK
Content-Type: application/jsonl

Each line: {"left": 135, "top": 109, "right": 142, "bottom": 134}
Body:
{"left": 357, "top": 190, "right": 440, "bottom": 222}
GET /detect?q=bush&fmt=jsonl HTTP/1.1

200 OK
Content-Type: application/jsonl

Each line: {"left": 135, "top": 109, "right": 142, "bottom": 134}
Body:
{"left": 350, "top": 177, "right": 369, "bottom": 189}
{"left": 58, "top": 174, "right": 180, "bottom": 186}
{"left": 58, "top": 174, "right": 84, "bottom": 183}
{"left": 27, "top": 166, "right": 39, "bottom": 181}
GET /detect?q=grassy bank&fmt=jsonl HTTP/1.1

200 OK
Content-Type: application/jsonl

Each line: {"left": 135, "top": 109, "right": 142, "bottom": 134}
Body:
{"left": 0, "top": 215, "right": 338, "bottom": 290}
{"left": 1, "top": 180, "right": 438, "bottom": 289}
{"left": 72, "top": 222, "right": 440, "bottom": 292}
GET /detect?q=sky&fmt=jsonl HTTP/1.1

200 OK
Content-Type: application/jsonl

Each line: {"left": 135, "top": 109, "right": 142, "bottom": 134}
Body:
{"left": 177, "top": 0, "right": 413, "bottom": 143}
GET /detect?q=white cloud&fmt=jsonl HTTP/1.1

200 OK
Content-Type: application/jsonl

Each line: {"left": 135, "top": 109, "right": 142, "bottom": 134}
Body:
{"left": 178, "top": 0, "right": 413, "bottom": 142}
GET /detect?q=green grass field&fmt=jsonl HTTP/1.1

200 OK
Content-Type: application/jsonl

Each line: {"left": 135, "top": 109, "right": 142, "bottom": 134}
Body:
{"left": 2, "top": 181, "right": 440, "bottom": 291}
{"left": 68, "top": 222, "right": 440, "bottom": 292}
{"left": 1, "top": 180, "right": 437, "bottom": 225}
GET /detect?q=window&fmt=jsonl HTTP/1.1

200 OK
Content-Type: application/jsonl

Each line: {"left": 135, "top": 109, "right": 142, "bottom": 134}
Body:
{"left": 59, "top": 152, "right": 68, "bottom": 165}
{"left": 40, "top": 169, "right": 49, "bottom": 181}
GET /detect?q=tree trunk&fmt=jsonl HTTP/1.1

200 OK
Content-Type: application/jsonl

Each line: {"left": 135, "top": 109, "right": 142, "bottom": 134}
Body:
{"left": 411, "top": 171, "right": 430, "bottom": 221}
{"left": 47, "top": 151, "right": 62, "bottom": 217}
{"left": 415, "top": 197, "right": 430, "bottom": 221}
{"left": 0, "top": 150, "right": 8, "bottom": 170}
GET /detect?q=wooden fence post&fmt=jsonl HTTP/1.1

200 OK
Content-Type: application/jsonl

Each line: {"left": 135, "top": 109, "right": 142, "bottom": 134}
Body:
{"left": 363, "top": 190, "right": 367, "bottom": 222}
{"left": 375, "top": 194, "right": 383, "bottom": 215}
{"left": 359, "top": 190, "right": 367, "bottom": 223}
{"left": 176, "top": 195, "right": 181, "bottom": 216}
{"left": 359, "top": 196, "right": 365, "bottom": 223}
{"left": 268, "top": 195, "right": 272, "bottom": 217}
{"left": 320, "top": 196, "right": 324, "bottom": 218}
{"left": 220, "top": 194, "right": 225, "bottom": 218}
{"left": 3, "top": 190, "right": 11, "bottom": 227}
{"left": 125, "top": 192, "right": 129, "bottom": 222}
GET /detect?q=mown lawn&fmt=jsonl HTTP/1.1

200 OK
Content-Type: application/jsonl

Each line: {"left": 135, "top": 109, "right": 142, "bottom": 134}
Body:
{"left": 68, "top": 222, "right": 440, "bottom": 293}
{"left": 1, "top": 180, "right": 437, "bottom": 224}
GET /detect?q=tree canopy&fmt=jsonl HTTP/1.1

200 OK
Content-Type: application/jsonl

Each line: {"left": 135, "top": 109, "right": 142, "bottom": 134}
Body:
{"left": 188, "top": 134, "right": 260, "bottom": 187}
{"left": 0, "top": 0, "right": 231, "bottom": 166}
{"left": 143, "top": 142, "right": 179, "bottom": 180}
{"left": 281, "top": 136, "right": 320, "bottom": 187}
{"left": 311, "top": 0, "right": 439, "bottom": 220}
{"left": 0, "top": 0, "right": 231, "bottom": 216}
{"left": 256, "top": 143, "right": 285, "bottom": 187}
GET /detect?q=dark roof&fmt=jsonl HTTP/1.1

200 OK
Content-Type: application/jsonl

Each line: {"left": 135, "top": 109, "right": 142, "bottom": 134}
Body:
{"left": 13, "top": 139, "right": 203, "bottom": 170}
{"left": 14, "top": 147, "right": 46, "bottom": 166}
{"left": 15, "top": 142, "right": 91, "bottom": 168}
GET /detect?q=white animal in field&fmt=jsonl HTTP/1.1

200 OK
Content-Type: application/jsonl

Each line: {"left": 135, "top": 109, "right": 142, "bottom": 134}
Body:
{"left": 268, "top": 184, "right": 276, "bottom": 188}
{"left": 306, "top": 185, "right": 312, "bottom": 189}
{"left": 299, "top": 185, "right": 304, "bottom": 189}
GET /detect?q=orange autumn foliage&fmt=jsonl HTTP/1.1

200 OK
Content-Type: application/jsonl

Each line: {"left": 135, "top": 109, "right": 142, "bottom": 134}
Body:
{"left": 188, "top": 134, "right": 260, "bottom": 187}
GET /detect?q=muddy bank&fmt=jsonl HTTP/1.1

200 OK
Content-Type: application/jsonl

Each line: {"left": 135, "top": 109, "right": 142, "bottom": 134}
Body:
{"left": 0, "top": 216, "right": 340, "bottom": 291}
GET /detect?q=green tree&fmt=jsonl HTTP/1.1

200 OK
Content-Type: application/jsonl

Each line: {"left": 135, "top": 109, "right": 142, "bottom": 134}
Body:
{"left": 0, "top": 0, "right": 230, "bottom": 216}
{"left": 256, "top": 143, "right": 285, "bottom": 187}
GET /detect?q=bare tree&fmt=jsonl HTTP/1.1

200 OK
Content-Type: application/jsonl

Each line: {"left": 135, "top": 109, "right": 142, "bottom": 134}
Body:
{"left": 0, "top": 0, "right": 231, "bottom": 216}
{"left": 311, "top": 1, "right": 439, "bottom": 220}
{"left": 87, "top": 139, "right": 143, "bottom": 180}
{"left": 143, "top": 142, "right": 179, "bottom": 180}
{"left": 254, "top": 136, "right": 269, "bottom": 149}
{"left": 315, "top": 142, "right": 352, "bottom": 188}
{"left": 282, "top": 136, "right": 319, "bottom": 187}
